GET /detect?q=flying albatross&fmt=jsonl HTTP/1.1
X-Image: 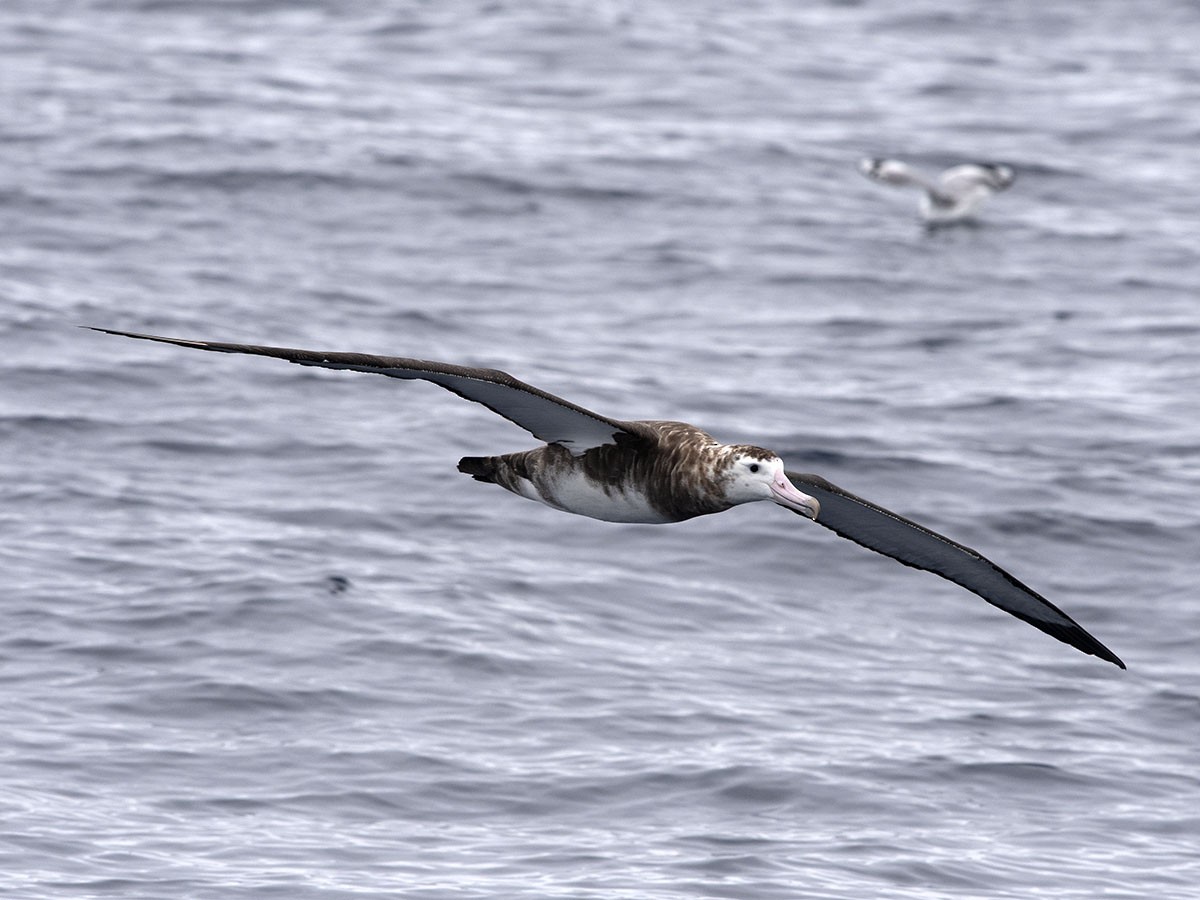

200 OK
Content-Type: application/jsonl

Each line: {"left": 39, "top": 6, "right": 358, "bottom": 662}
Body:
{"left": 860, "top": 158, "right": 1015, "bottom": 224}
{"left": 89, "top": 327, "right": 1124, "bottom": 669}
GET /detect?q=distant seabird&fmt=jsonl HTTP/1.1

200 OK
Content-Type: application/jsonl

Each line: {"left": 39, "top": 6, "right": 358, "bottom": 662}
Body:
{"left": 89, "top": 327, "right": 1124, "bottom": 669}
{"left": 860, "top": 158, "right": 1015, "bottom": 224}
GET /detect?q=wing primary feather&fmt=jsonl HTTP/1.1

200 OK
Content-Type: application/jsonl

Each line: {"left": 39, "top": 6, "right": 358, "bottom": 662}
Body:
{"left": 787, "top": 471, "right": 1125, "bottom": 669}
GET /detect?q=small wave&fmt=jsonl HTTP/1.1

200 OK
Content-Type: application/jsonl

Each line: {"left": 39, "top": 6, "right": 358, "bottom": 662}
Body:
{"left": 451, "top": 170, "right": 651, "bottom": 202}
{"left": 132, "top": 679, "right": 371, "bottom": 718}
{"left": 56, "top": 162, "right": 382, "bottom": 193}
{"left": 0, "top": 413, "right": 108, "bottom": 437}
{"left": 953, "top": 760, "right": 1096, "bottom": 786}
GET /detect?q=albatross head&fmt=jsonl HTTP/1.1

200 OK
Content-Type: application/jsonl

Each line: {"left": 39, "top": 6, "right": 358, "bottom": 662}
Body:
{"left": 724, "top": 448, "right": 820, "bottom": 520}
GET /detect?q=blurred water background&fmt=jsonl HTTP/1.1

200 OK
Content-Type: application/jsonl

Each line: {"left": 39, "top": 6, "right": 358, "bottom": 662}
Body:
{"left": 3, "top": 1, "right": 1199, "bottom": 897}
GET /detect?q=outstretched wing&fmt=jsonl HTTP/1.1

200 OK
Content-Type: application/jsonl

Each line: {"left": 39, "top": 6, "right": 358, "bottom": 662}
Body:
{"left": 787, "top": 471, "right": 1125, "bottom": 669}
{"left": 939, "top": 163, "right": 1015, "bottom": 195}
{"left": 89, "top": 328, "right": 642, "bottom": 453}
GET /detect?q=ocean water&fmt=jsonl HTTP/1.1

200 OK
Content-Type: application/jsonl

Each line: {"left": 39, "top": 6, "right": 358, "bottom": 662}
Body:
{"left": 3, "top": 1, "right": 1200, "bottom": 897}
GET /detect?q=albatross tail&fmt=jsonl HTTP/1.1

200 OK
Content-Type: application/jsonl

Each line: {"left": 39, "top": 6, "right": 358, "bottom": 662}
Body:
{"left": 457, "top": 456, "right": 499, "bottom": 483}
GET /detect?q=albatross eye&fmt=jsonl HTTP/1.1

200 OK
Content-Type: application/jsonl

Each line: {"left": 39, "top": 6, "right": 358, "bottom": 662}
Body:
{"left": 748, "top": 463, "right": 760, "bottom": 473}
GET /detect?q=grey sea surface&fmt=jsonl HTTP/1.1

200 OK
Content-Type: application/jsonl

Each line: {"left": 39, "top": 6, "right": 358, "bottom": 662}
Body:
{"left": 3, "top": 1, "right": 1200, "bottom": 897}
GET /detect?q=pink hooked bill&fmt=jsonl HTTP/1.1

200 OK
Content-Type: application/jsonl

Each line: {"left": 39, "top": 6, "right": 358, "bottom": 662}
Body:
{"left": 770, "top": 470, "right": 820, "bottom": 519}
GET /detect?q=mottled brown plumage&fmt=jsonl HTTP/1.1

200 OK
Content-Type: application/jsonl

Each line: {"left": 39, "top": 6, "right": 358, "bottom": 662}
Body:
{"left": 460, "top": 421, "right": 778, "bottom": 522}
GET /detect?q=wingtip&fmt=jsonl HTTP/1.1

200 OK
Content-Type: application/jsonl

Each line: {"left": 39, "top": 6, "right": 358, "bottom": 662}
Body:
{"left": 83, "top": 325, "right": 152, "bottom": 341}
{"left": 83, "top": 326, "right": 213, "bottom": 350}
{"left": 83, "top": 325, "right": 148, "bottom": 339}
{"left": 1098, "top": 646, "right": 1127, "bottom": 670}
{"left": 1062, "top": 623, "right": 1125, "bottom": 670}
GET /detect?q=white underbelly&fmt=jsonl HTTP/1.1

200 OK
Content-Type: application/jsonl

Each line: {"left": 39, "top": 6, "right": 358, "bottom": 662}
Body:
{"left": 515, "top": 471, "right": 673, "bottom": 524}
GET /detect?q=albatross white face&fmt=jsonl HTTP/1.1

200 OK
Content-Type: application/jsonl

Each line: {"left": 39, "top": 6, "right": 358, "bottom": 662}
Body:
{"left": 726, "top": 452, "right": 820, "bottom": 520}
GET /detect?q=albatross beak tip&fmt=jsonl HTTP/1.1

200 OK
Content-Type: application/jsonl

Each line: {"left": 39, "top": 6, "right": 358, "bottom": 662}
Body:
{"left": 771, "top": 474, "right": 820, "bottom": 520}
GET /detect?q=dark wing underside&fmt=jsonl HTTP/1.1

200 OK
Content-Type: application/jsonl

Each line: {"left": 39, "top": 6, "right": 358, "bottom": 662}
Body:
{"left": 89, "top": 328, "right": 642, "bottom": 453}
{"left": 787, "top": 472, "right": 1124, "bottom": 669}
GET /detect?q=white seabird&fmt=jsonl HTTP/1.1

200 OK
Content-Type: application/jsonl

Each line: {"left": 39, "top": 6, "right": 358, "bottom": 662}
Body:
{"left": 860, "top": 157, "right": 1015, "bottom": 224}
{"left": 89, "top": 327, "right": 1124, "bottom": 669}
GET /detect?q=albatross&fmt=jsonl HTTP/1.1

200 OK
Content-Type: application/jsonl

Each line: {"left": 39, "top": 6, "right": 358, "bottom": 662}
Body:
{"left": 89, "top": 327, "right": 1124, "bottom": 669}
{"left": 860, "top": 158, "right": 1015, "bottom": 224}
